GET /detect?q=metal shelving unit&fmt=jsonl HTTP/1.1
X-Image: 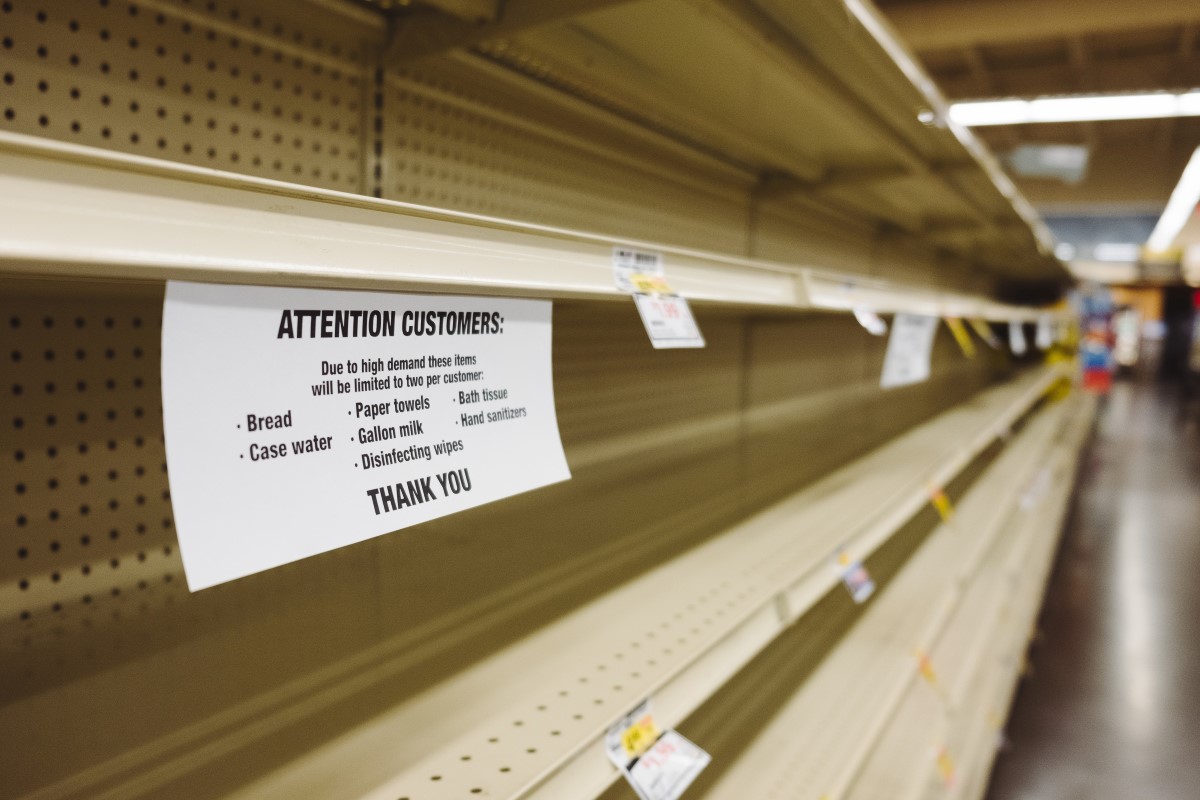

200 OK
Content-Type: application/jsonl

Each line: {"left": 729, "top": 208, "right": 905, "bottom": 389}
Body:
{"left": 0, "top": 1, "right": 1085, "bottom": 799}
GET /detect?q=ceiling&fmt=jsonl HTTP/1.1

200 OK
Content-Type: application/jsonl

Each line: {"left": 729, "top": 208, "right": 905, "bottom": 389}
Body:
{"left": 874, "top": 0, "right": 1200, "bottom": 284}
{"left": 875, "top": 0, "right": 1200, "bottom": 213}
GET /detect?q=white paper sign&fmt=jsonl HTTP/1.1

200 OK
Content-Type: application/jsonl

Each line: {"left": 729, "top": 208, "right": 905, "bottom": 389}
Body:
{"left": 161, "top": 281, "right": 571, "bottom": 590}
{"left": 880, "top": 313, "right": 938, "bottom": 388}
{"left": 613, "top": 246, "right": 664, "bottom": 293}
{"left": 854, "top": 307, "right": 888, "bottom": 336}
{"left": 1009, "top": 321, "right": 1028, "bottom": 355}
{"left": 1035, "top": 316, "right": 1053, "bottom": 350}
{"left": 633, "top": 292, "right": 705, "bottom": 349}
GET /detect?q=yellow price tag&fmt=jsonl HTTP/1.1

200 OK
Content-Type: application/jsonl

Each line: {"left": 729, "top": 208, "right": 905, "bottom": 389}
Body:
{"left": 915, "top": 649, "right": 939, "bottom": 688}
{"left": 936, "top": 747, "right": 956, "bottom": 787}
{"left": 929, "top": 488, "right": 954, "bottom": 522}
{"left": 968, "top": 317, "right": 1001, "bottom": 348}
{"left": 630, "top": 273, "right": 673, "bottom": 294}
{"left": 945, "top": 318, "right": 976, "bottom": 358}
{"left": 620, "top": 713, "right": 662, "bottom": 759}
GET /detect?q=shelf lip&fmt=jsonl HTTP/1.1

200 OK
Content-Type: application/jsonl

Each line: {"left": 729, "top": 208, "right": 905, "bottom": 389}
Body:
{"left": 0, "top": 132, "right": 1055, "bottom": 319}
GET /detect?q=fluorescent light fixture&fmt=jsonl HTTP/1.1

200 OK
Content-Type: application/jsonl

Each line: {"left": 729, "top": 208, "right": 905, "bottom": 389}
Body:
{"left": 1093, "top": 242, "right": 1142, "bottom": 263}
{"left": 1054, "top": 243, "right": 1076, "bottom": 261}
{"left": 950, "top": 91, "right": 1200, "bottom": 127}
{"left": 1146, "top": 146, "right": 1200, "bottom": 253}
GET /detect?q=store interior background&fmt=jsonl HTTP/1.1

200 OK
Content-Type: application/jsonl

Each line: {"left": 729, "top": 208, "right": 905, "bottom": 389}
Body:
{"left": 2, "top": 1, "right": 1200, "bottom": 799}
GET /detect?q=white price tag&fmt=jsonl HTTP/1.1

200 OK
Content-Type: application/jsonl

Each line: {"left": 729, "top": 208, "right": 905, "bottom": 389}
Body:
{"left": 853, "top": 307, "right": 888, "bottom": 336}
{"left": 1009, "top": 321, "right": 1028, "bottom": 355}
{"left": 161, "top": 282, "right": 571, "bottom": 590}
{"left": 605, "top": 701, "right": 711, "bottom": 800}
{"left": 1035, "top": 316, "right": 1053, "bottom": 350}
{"left": 632, "top": 291, "right": 705, "bottom": 349}
{"left": 840, "top": 560, "right": 876, "bottom": 604}
{"left": 880, "top": 313, "right": 938, "bottom": 388}
{"left": 626, "top": 730, "right": 711, "bottom": 800}
{"left": 613, "top": 246, "right": 664, "bottom": 293}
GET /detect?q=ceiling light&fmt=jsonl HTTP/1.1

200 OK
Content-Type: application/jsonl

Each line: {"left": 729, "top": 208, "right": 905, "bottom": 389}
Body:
{"left": 1146, "top": 146, "right": 1200, "bottom": 253}
{"left": 949, "top": 91, "right": 1200, "bottom": 127}
{"left": 1093, "top": 243, "right": 1142, "bottom": 263}
{"left": 1054, "top": 243, "right": 1076, "bottom": 261}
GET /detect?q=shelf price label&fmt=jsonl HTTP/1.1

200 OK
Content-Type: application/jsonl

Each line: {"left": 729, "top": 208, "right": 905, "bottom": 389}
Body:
{"left": 928, "top": 486, "right": 954, "bottom": 522}
{"left": 1035, "top": 315, "right": 1053, "bottom": 350}
{"left": 1008, "top": 321, "right": 1028, "bottom": 355}
{"left": 969, "top": 317, "right": 1002, "bottom": 349}
{"left": 833, "top": 548, "right": 876, "bottom": 604}
{"left": 944, "top": 317, "right": 977, "bottom": 358}
{"left": 630, "top": 274, "right": 705, "bottom": 349}
{"left": 605, "top": 700, "right": 711, "bottom": 800}
{"left": 853, "top": 306, "right": 888, "bottom": 336}
{"left": 613, "top": 246, "right": 665, "bottom": 293}
{"left": 880, "top": 313, "right": 938, "bottom": 388}
{"left": 935, "top": 746, "right": 956, "bottom": 788}
{"left": 161, "top": 282, "right": 571, "bottom": 590}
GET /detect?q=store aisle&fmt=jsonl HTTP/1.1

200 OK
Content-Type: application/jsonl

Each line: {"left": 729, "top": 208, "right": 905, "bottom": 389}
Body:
{"left": 986, "top": 379, "right": 1200, "bottom": 800}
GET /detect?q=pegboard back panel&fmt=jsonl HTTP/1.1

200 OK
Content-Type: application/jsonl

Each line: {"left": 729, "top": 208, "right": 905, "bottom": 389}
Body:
{"left": 0, "top": 279, "right": 185, "bottom": 675}
{"left": 0, "top": 277, "right": 1012, "bottom": 799}
{"left": 0, "top": 0, "right": 377, "bottom": 192}
{"left": 383, "top": 61, "right": 754, "bottom": 257}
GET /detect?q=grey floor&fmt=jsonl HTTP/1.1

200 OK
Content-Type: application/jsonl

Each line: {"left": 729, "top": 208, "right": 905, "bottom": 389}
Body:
{"left": 986, "top": 377, "right": 1200, "bottom": 800}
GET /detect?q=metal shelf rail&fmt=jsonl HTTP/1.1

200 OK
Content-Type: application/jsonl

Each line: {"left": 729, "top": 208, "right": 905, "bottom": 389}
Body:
{"left": 0, "top": 132, "right": 1057, "bottom": 322}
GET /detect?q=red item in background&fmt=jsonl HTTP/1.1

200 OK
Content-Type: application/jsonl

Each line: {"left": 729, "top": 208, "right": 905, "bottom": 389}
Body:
{"left": 1083, "top": 369, "right": 1112, "bottom": 393}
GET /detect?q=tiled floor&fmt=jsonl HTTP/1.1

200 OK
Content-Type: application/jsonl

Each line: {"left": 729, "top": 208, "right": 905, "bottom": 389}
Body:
{"left": 986, "top": 378, "right": 1200, "bottom": 800}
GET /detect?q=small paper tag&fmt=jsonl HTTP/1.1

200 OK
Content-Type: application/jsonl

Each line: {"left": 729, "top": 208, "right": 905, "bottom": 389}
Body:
{"left": 945, "top": 317, "right": 977, "bottom": 358}
{"left": 606, "top": 700, "right": 661, "bottom": 768}
{"left": 880, "top": 313, "right": 939, "bottom": 389}
{"left": 626, "top": 730, "right": 711, "bottom": 800}
{"left": 1035, "top": 316, "right": 1053, "bottom": 350}
{"left": 935, "top": 746, "right": 956, "bottom": 787}
{"left": 605, "top": 702, "right": 710, "bottom": 800}
{"left": 834, "top": 549, "right": 875, "bottom": 604}
{"left": 916, "top": 649, "right": 939, "bottom": 688}
{"left": 632, "top": 283, "right": 705, "bottom": 350}
{"left": 853, "top": 307, "right": 888, "bottom": 336}
{"left": 968, "top": 318, "right": 1002, "bottom": 349}
{"left": 613, "top": 247, "right": 664, "bottom": 293}
{"left": 928, "top": 487, "right": 954, "bottom": 522}
{"left": 1019, "top": 467, "right": 1052, "bottom": 510}
{"left": 1009, "top": 321, "right": 1028, "bottom": 355}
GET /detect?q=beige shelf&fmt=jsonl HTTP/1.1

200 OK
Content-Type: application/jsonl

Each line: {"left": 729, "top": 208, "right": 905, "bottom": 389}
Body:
{"left": 0, "top": 132, "right": 1064, "bottom": 324}
{"left": 100, "top": 365, "right": 1070, "bottom": 800}
{"left": 836, "top": 397, "right": 1094, "bottom": 800}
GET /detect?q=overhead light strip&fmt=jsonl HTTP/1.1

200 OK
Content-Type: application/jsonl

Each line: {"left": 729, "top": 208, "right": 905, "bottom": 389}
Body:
{"left": 950, "top": 90, "right": 1200, "bottom": 127}
{"left": 1146, "top": 146, "right": 1200, "bottom": 253}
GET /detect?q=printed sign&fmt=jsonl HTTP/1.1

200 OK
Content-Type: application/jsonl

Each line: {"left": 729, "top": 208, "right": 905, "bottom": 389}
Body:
{"left": 613, "top": 246, "right": 665, "bottom": 293}
{"left": 630, "top": 275, "right": 705, "bottom": 349}
{"left": 161, "top": 281, "right": 571, "bottom": 590}
{"left": 853, "top": 307, "right": 888, "bottom": 336}
{"left": 1009, "top": 321, "right": 1028, "bottom": 355}
{"left": 880, "top": 313, "right": 939, "bottom": 388}
{"left": 606, "top": 701, "right": 711, "bottom": 800}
